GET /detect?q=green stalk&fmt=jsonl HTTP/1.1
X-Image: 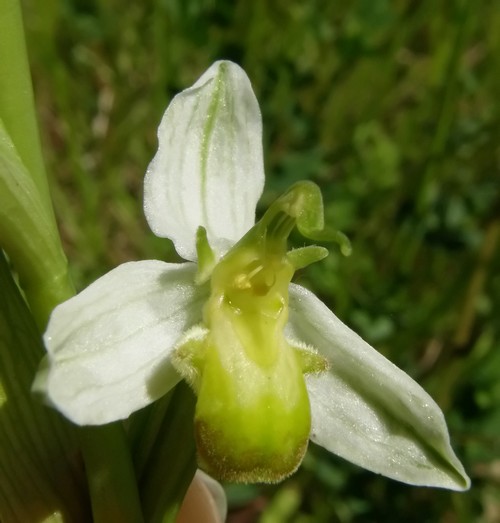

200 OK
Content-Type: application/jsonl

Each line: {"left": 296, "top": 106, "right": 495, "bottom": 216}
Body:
{"left": 0, "top": 120, "right": 73, "bottom": 329}
{"left": 137, "top": 382, "right": 197, "bottom": 523}
{"left": 0, "top": 126, "right": 146, "bottom": 523}
{"left": 80, "top": 425, "right": 144, "bottom": 523}
{"left": 128, "top": 389, "right": 175, "bottom": 480}
{"left": 0, "top": 2, "right": 145, "bottom": 520}
{"left": 0, "top": 250, "right": 90, "bottom": 523}
{"left": 0, "top": 0, "right": 54, "bottom": 218}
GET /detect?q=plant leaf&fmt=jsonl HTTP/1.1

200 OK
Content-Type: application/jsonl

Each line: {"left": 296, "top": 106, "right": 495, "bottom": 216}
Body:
{"left": 0, "top": 250, "right": 89, "bottom": 521}
{"left": 0, "top": 118, "right": 72, "bottom": 327}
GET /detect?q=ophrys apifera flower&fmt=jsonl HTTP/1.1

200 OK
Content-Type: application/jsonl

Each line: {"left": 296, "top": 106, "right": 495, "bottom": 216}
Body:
{"left": 34, "top": 61, "right": 470, "bottom": 490}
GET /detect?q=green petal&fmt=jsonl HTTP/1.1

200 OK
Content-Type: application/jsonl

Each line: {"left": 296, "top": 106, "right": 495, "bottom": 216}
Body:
{"left": 286, "top": 246, "right": 329, "bottom": 270}
{"left": 195, "top": 227, "right": 217, "bottom": 284}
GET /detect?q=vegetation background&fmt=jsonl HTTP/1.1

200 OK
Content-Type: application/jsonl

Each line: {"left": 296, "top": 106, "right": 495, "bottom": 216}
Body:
{"left": 21, "top": 0, "right": 499, "bottom": 521}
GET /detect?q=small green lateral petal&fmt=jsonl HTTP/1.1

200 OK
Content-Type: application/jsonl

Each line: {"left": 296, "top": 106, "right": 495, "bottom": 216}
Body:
{"left": 195, "top": 227, "right": 217, "bottom": 284}
{"left": 286, "top": 246, "right": 329, "bottom": 270}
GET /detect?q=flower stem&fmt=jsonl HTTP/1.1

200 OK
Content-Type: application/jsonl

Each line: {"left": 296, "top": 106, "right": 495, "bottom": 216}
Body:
{"left": 0, "top": 2, "right": 146, "bottom": 520}
{"left": 137, "top": 382, "right": 198, "bottom": 523}
{"left": 0, "top": 0, "right": 55, "bottom": 218}
{"left": 0, "top": 250, "right": 90, "bottom": 522}
{"left": 80, "top": 424, "right": 144, "bottom": 523}
{"left": 0, "top": 121, "right": 74, "bottom": 329}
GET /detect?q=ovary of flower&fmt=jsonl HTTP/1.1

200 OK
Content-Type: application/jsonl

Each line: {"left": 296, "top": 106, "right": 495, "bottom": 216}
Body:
{"left": 33, "top": 60, "right": 470, "bottom": 491}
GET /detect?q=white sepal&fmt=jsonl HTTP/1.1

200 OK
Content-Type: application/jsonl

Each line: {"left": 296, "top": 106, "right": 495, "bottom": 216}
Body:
{"left": 287, "top": 284, "right": 470, "bottom": 491}
{"left": 34, "top": 261, "right": 208, "bottom": 425}
{"left": 144, "top": 60, "right": 265, "bottom": 261}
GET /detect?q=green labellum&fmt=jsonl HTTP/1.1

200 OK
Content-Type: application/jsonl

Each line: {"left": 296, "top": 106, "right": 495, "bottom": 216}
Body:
{"left": 174, "top": 183, "right": 333, "bottom": 482}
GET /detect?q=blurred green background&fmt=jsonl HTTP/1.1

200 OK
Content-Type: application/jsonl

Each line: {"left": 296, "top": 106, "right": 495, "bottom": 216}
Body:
{"left": 21, "top": 0, "right": 499, "bottom": 521}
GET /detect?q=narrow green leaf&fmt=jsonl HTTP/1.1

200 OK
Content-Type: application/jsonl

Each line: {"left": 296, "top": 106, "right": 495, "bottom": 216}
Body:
{"left": 137, "top": 382, "right": 197, "bottom": 523}
{"left": 0, "top": 119, "right": 73, "bottom": 328}
{"left": 79, "top": 424, "right": 145, "bottom": 523}
{"left": 0, "top": 250, "right": 90, "bottom": 522}
{"left": 0, "top": 0, "right": 54, "bottom": 215}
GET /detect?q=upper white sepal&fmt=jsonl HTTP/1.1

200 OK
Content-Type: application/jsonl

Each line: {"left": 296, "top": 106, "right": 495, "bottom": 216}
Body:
{"left": 144, "top": 60, "right": 265, "bottom": 261}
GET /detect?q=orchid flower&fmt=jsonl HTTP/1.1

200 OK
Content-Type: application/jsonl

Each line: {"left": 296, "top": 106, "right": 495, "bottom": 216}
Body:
{"left": 34, "top": 61, "right": 470, "bottom": 491}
